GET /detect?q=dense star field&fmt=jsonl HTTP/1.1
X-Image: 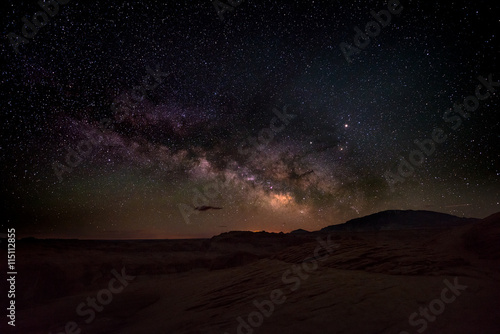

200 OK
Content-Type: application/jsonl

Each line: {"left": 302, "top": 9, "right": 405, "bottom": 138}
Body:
{"left": 1, "top": 0, "right": 499, "bottom": 239}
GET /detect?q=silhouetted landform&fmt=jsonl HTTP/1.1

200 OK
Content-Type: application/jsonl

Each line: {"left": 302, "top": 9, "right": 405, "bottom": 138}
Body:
{"left": 290, "top": 228, "right": 311, "bottom": 234}
{"left": 320, "top": 210, "right": 479, "bottom": 232}
{"left": 9, "top": 210, "right": 500, "bottom": 334}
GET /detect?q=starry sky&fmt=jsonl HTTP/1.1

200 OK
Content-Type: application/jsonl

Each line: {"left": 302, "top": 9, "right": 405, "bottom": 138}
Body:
{"left": 1, "top": 0, "right": 499, "bottom": 239}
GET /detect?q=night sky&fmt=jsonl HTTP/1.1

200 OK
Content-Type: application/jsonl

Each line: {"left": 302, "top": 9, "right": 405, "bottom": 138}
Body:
{"left": 1, "top": 0, "right": 499, "bottom": 239}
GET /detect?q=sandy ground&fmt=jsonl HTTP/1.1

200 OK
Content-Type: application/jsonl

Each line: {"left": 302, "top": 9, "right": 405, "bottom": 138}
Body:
{"left": 2, "top": 213, "right": 500, "bottom": 334}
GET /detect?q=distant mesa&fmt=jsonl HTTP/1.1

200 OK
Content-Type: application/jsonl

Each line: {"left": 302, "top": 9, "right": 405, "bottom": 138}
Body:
{"left": 290, "top": 229, "right": 310, "bottom": 234}
{"left": 320, "top": 210, "right": 479, "bottom": 232}
{"left": 194, "top": 206, "right": 222, "bottom": 211}
{"left": 208, "top": 210, "right": 482, "bottom": 239}
{"left": 211, "top": 230, "right": 286, "bottom": 242}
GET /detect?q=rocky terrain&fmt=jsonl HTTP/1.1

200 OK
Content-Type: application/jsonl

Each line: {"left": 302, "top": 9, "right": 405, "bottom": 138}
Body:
{"left": 2, "top": 210, "right": 499, "bottom": 334}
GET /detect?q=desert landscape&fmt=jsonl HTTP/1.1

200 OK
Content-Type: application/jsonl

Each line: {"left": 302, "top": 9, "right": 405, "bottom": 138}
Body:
{"left": 2, "top": 210, "right": 499, "bottom": 334}
{"left": 3, "top": 1, "right": 499, "bottom": 333}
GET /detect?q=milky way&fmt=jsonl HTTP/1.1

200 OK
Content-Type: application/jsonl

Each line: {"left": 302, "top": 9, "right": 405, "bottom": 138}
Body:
{"left": 1, "top": 0, "right": 499, "bottom": 238}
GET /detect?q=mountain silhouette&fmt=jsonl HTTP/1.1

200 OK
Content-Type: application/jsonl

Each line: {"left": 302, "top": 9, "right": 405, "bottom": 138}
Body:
{"left": 320, "top": 210, "right": 479, "bottom": 232}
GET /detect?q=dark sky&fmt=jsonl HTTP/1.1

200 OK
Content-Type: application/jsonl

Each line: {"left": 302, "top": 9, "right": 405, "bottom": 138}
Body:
{"left": 1, "top": 0, "right": 499, "bottom": 239}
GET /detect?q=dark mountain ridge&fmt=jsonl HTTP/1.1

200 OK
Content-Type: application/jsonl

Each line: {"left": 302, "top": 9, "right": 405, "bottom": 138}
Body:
{"left": 320, "top": 210, "right": 479, "bottom": 232}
